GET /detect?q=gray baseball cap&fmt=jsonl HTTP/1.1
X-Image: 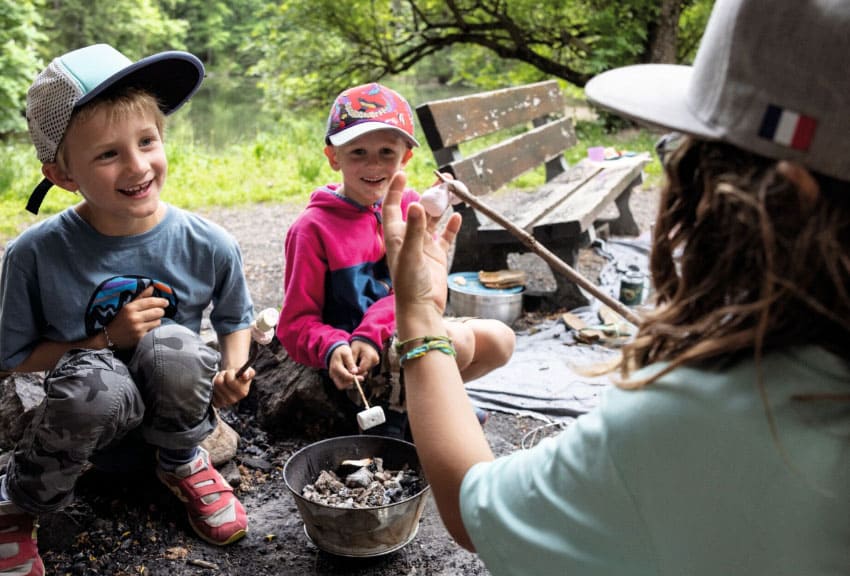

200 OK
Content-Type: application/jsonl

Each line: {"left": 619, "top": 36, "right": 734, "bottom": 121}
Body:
{"left": 585, "top": 0, "right": 850, "bottom": 182}
{"left": 25, "top": 43, "right": 204, "bottom": 214}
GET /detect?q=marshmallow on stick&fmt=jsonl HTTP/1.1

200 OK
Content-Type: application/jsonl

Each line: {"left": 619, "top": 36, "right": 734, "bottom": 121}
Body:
{"left": 235, "top": 308, "right": 279, "bottom": 378}
{"left": 352, "top": 376, "right": 386, "bottom": 430}
{"left": 420, "top": 172, "right": 469, "bottom": 217}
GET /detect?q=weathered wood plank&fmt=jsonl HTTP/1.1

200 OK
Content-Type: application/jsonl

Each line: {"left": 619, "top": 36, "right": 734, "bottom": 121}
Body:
{"left": 446, "top": 117, "right": 577, "bottom": 196}
{"left": 415, "top": 79, "right": 564, "bottom": 150}
{"left": 476, "top": 160, "right": 600, "bottom": 233}
{"left": 534, "top": 156, "right": 650, "bottom": 238}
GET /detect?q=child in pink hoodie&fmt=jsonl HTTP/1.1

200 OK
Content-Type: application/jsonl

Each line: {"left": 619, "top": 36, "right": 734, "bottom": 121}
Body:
{"left": 277, "top": 83, "right": 515, "bottom": 438}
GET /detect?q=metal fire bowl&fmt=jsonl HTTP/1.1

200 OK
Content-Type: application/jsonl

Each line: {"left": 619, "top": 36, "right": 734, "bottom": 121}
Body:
{"left": 283, "top": 435, "right": 431, "bottom": 557}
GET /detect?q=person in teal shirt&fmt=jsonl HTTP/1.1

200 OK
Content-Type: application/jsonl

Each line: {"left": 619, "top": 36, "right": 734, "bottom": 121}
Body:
{"left": 379, "top": 0, "right": 850, "bottom": 573}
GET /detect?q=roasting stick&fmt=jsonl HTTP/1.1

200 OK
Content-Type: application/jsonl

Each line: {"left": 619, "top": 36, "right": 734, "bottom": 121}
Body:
{"left": 351, "top": 375, "right": 386, "bottom": 430}
{"left": 433, "top": 170, "right": 642, "bottom": 326}
{"left": 234, "top": 308, "right": 279, "bottom": 378}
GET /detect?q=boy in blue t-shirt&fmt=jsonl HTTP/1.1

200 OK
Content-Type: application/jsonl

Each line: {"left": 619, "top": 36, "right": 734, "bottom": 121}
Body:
{"left": 0, "top": 44, "right": 256, "bottom": 574}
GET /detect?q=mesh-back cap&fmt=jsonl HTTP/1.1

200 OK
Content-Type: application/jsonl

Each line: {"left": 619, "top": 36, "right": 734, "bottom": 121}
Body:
{"left": 24, "top": 44, "right": 204, "bottom": 214}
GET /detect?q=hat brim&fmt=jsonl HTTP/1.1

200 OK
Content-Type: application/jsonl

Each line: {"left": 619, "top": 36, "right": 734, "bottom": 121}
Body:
{"left": 328, "top": 121, "right": 419, "bottom": 148}
{"left": 77, "top": 51, "right": 204, "bottom": 116}
{"left": 585, "top": 64, "right": 723, "bottom": 141}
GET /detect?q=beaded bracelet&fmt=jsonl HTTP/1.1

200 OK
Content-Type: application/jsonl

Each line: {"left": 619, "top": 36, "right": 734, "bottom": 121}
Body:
{"left": 393, "top": 334, "right": 452, "bottom": 353}
{"left": 398, "top": 339, "right": 457, "bottom": 366}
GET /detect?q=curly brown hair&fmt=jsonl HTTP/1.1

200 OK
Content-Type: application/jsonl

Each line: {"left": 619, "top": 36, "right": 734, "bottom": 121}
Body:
{"left": 621, "top": 137, "right": 850, "bottom": 386}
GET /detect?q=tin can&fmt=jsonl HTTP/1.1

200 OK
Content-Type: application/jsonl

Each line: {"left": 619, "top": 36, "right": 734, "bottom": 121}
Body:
{"left": 618, "top": 265, "right": 645, "bottom": 306}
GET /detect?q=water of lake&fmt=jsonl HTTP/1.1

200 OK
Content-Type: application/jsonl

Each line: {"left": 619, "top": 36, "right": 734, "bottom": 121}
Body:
{"left": 171, "top": 76, "right": 478, "bottom": 150}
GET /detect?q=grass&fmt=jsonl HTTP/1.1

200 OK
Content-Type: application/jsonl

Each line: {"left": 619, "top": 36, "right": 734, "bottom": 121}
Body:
{"left": 0, "top": 107, "right": 661, "bottom": 244}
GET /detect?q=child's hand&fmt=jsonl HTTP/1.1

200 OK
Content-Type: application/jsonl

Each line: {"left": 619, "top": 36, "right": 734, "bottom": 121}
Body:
{"left": 350, "top": 340, "right": 380, "bottom": 375}
{"left": 328, "top": 345, "right": 358, "bottom": 390}
{"left": 103, "top": 286, "right": 169, "bottom": 349}
{"left": 212, "top": 367, "right": 253, "bottom": 408}
{"left": 330, "top": 342, "right": 380, "bottom": 390}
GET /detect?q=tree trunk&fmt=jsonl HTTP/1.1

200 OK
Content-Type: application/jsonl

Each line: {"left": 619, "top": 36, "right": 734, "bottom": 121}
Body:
{"left": 646, "top": 0, "right": 683, "bottom": 63}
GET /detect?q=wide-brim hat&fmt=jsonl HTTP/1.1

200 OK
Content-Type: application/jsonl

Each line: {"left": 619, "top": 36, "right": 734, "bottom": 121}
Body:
{"left": 584, "top": 0, "right": 850, "bottom": 183}
{"left": 26, "top": 43, "right": 205, "bottom": 214}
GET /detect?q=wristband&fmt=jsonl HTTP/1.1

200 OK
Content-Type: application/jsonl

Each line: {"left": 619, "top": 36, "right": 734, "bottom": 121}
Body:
{"left": 394, "top": 334, "right": 452, "bottom": 353}
{"left": 398, "top": 339, "right": 456, "bottom": 366}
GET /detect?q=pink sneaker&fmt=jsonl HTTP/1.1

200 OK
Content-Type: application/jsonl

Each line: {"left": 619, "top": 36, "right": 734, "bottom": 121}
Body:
{"left": 156, "top": 448, "right": 247, "bottom": 545}
{"left": 0, "top": 501, "right": 44, "bottom": 576}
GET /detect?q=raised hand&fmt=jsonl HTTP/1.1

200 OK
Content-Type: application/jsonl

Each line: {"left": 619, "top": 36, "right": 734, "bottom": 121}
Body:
{"left": 382, "top": 171, "right": 461, "bottom": 335}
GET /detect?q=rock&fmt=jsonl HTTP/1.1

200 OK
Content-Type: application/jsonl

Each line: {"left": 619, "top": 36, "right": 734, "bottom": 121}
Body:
{"left": 218, "top": 459, "right": 242, "bottom": 487}
{"left": 0, "top": 373, "right": 46, "bottom": 450}
{"left": 201, "top": 410, "right": 240, "bottom": 467}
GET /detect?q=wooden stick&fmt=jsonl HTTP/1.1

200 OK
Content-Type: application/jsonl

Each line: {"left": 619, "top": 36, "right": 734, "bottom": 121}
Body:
{"left": 435, "top": 170, "right": 642, "bottom": 326}
{"left": 234, "top": 344, "right": 259, "bottom": 379}
{"left": 352, "top": 375, "right": 371, "bottom": 408}
{"left": 234, "top": 308, "right": 279, "bottom": 378}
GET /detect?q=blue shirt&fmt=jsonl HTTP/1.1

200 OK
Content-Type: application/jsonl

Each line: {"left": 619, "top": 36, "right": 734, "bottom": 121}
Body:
{"left": 461, "top": 346, "right": 850, "bottom": 575}
{"left": 0, "top": 204, "right": 254, "bottom": 370}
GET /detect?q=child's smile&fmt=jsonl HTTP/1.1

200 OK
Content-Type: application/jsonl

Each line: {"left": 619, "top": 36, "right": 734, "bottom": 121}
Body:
{"left": 325, "top": 129, "right": 412, "bottom": 207}
{"left": 119, "top": 179, "right": 154, "bottom": 197}
{"left": 49, "top": 107, "right": 168, "bottom": 236}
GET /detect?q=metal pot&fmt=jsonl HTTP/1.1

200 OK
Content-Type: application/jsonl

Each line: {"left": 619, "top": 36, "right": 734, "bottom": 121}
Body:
{"left": 447, "top": 271, "right": 524, "bottom": 325}
{"left": 283, "top": 435, "right": 430, "bottom": 557}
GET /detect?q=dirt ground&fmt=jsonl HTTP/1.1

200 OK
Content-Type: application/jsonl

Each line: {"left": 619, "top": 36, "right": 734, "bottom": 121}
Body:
{"left": 27, "top": 183, "right": 659, "bottom": 575}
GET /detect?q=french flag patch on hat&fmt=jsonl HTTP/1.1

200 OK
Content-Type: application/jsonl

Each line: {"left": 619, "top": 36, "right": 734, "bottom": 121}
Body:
{"left": 758, "top": 104, "right": 817, "bottom": 151}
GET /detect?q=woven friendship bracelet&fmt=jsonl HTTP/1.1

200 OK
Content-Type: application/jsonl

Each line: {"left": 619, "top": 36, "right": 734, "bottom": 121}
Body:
{"left": 393, "top": 334, "right": 452, "bottom": 353}
{"left": 398, "top": 339, "right": 457, "bottom": 366}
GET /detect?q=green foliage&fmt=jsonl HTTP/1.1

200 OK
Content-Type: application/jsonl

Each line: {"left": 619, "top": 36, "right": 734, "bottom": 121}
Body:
{"left": 0, "top": 0, "right": 44, "bottom": 134}
{"left": 441, "top": 45, "right": 548, "bottom": 91}
{"left": 41, "top": 0, "right": 188, "bottom": 60}
{"left": 679, "top": 0, "right": 715, "bottom": 62}
{"left": 249, "top": 0, "right": 701, "bottom": 110}
{"left": 0, "top": 0, "right": 706, "bottom": 240}
{"left": 0, "top": 99, "right": 659, "bottom": 243}
{"left": 162, "top": 0, "right": 266, "bottom": 73}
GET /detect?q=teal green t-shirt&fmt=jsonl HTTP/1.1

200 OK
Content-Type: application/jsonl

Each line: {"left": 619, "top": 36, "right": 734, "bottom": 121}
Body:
{"left": 461, "top": 346, "right": 850, "bottom": 575}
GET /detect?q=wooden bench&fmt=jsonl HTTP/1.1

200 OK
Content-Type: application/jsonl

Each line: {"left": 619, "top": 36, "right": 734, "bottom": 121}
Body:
{"left": 415, "top": 80, "right": 650, "bottom": 309}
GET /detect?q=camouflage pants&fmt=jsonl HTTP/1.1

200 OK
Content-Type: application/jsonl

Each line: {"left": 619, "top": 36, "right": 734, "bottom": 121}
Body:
{"left": 4, "top": 323, "right": 218, "bottom": 514}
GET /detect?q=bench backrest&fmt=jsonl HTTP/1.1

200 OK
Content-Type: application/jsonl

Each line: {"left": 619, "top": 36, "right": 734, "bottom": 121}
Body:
{"left": 415, "top": 80, "right": 576, "bottom": 197}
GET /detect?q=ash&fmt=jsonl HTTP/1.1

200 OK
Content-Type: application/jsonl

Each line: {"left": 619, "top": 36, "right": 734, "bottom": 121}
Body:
{"left": 302, "top": 457, "right": 424, "bottom": 508}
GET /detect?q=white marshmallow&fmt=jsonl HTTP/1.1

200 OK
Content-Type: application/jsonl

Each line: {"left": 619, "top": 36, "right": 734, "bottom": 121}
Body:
{"left": 250, "top": 307, "right": 279, "bottom": 345}
{"left": 420, "top": 183, "right": 451, "bottom": 217}
{"left": 255, "top": 308, "right": 279, "bottom": 332}
{"left": 356, "top": 406, "right": 386, "bottom": 430}
{"left": 446, "top": 178, "right": 469, "bottom": 197}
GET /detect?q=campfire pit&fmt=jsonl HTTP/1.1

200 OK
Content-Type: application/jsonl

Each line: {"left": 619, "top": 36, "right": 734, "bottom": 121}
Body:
{"left": 283, "top": 435, "right": 431, "bottom": 557}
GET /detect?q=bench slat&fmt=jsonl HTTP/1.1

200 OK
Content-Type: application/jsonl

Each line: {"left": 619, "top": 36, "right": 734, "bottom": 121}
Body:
{"left": 448, "top": 117, "right": 577, "bottom": 196}
{"left": 534, "top": 157, "right": 650, "bottom": 238}
{"left": 416, "top": 80, "right": 565, "bottom": 150}
{"left": 476, "top": 161, "right": 601, "bottom": 233}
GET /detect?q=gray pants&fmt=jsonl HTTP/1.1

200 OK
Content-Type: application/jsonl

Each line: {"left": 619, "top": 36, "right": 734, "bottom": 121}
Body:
{"left": 4, "top": 324, "right": 219, "bottom": 514}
